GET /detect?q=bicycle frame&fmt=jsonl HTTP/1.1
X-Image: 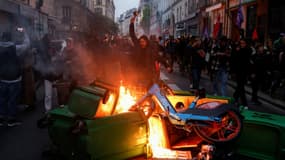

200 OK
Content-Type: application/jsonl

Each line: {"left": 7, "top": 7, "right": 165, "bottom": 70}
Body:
{"left": 135, "top": 84, "right": 221, "bottom": 126}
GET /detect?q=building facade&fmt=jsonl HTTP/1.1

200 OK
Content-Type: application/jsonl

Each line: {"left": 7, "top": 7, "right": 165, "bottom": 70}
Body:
{"left": 140, "top": 0, "right": 280, "bottom": 42}
{"left": 160, "top": 0, "right": 176, "bottom": 38}
{"left": 92, "top": 0, "right": 115, "bottom": 21}
{"left": 0, "top": 0, "right": 96, "bottom": 40}
{"left": 0, "top": 0, "right": 49, "bottom": 40}
{"left": 149, "top": 0, "right": 162, "bottom": 36}
{"left": 118, "top": 8, "right": 137, "bottom": 36}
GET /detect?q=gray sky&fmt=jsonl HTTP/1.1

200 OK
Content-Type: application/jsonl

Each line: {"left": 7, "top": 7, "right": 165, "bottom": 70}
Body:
{"left": 114, "top": 0, "right": 139, "bottom": 18}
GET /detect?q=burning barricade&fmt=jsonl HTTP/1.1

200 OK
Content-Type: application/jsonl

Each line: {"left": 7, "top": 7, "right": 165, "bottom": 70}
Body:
{"left": 46, "top": 80, "right": 242, "bottom": 160}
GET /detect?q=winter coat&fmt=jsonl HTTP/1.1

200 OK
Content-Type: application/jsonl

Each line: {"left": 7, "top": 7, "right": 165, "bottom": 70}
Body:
{"left": 0, "top": 43, "right": 22, "bottom": 80}
{"left": 231, "top": 46, "right": 252, "bottom": 76}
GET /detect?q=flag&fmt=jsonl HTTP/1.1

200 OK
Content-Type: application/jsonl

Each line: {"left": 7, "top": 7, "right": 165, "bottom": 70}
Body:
{"left": 213, "top": 14, "right": 222, "bottom": 39}
{"left": 203, "top": 26, "right": 209, "bottom": 39}
{"left": 252, "top": 27, "right": 258, "bottom": 40}
{"left": 236, "top": 0, "right": 244, "bottom": 29}
{"left": 202, "top": 18, "right": 209, "bottom": 39}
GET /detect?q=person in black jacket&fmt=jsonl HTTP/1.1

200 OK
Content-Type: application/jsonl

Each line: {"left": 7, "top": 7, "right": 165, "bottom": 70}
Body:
{"left": 250, "top": 44, "right": 267, "bottom": 105}
{"left": 128, "top": 13, "right": 171, "bottom": 88}
{"left": 0, "top": 28, "right": 30, "bottom": 127}
{"left": 231, "top": 39, "right": 252, "bottom": 107}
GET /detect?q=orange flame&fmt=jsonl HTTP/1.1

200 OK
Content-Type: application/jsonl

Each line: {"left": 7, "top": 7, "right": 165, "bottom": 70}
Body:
{"left": 148, "top": 116, "right": 169, "bottom": 148}
{"left": 114, "top": 85, "right": 137, "bottom": 114}
{"left": 148, "top": 116, "right": 192, "bottom": 159}
{"left": 95, "top": 93, "right": 116, "bottom": 118}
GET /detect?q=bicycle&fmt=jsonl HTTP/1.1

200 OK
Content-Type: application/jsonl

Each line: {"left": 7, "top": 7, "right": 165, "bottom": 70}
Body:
{"left": 131, "top": 83, "right": 243, "bottom": 144}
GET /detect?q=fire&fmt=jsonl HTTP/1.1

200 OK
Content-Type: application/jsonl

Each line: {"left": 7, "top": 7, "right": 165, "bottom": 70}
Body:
{"left": 148, "top": 116, "right": 192, "bottom": 159}
{"left": 114, "top": 85, "right": 137, "bottom": 113}
{"left": 148, "top": 116, "right": 169, "bottom": 148}
{"left": 95, "top": 93, "right": 116, "bottom": 117}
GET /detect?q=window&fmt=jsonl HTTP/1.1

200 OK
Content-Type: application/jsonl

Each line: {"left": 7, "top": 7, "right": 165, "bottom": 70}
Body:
{"left": 180, "top": 6, "right": 182, "bottom": 20}
{"left": 177, "top": 8, "right": 179, "bottom": 19}
{"left": 94, "top": 7, "right": 103, "bottom": 15}
{"left": 80, "top": 0, "right": 86, "bottom": 6}
{"left": 185, "top": 2, "right": 187, "bottom": 16}
{"left": 62, "top": 6, "right": 71, "bottom": 24}
{"left": 188, "top": 0, "right": 191, "bottom": 14}
{"left": 96, "top": 0, "right": 102, "bottom": 5}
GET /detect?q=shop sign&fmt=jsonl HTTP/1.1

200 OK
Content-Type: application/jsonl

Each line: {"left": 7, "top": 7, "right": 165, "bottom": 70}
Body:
{"left": 176, "top": 23, "right": 185, "bottom": 31}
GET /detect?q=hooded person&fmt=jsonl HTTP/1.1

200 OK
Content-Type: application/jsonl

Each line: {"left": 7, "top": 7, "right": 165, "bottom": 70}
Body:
{"left": 128, "top": 13, "right": 171, "bottom": 88}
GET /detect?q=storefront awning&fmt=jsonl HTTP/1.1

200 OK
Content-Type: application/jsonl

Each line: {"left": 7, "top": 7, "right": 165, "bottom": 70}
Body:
{"left": 206, "top": 3, "right": 223, "bottom": 12}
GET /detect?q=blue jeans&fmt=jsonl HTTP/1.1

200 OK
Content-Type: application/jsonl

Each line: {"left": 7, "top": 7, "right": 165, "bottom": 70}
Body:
{"left": 0, "top": 81, "right": 21, "bottom": 119}
{"left": 213, "top": 68, "right": 228, "bottom": 96}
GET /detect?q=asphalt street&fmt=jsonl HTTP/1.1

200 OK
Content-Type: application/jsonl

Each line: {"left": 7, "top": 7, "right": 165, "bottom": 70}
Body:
{"left": 0, "top": 103, "right": 49, "bottom": 160}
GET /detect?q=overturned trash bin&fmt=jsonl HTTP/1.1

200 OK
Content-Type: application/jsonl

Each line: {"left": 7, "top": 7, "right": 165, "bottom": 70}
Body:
{"left": 47, "top": 83, "right": 150, "bottom": 160}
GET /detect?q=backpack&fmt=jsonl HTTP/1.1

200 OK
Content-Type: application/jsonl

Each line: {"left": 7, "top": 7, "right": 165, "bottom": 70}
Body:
{"left": 0, "top": 43, "right": 22, "bottom": 80}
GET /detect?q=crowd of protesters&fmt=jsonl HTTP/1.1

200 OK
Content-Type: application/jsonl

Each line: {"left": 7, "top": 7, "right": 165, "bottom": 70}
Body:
{"left": 155, "top": 33, "right": 285, "bottom": 107}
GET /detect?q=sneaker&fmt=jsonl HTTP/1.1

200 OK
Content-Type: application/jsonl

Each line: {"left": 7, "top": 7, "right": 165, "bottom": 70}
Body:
{"left": 7, "top": 119, "right": 22, "bottom": 127}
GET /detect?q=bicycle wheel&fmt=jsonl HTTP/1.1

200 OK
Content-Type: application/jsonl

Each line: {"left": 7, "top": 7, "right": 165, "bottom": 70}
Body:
{"left": 193, "top": 110, "right": 243, "bottom": 144}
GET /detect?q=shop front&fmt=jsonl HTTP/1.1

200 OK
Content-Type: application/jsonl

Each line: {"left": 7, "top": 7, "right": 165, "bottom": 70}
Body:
{"left": 228, "top": 0, "right": 258, "bottom": 41}
{"left": 175, "top": 22, "right": 186, "bottom": 37}
{"left": 185, "top": 13, "right": 198, "bottom": 37}
{"left": 268, "top": 0, "right": 285, "bottom": 40}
